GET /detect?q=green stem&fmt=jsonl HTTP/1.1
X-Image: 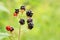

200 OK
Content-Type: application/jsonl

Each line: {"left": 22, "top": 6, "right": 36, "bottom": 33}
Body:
{"left": 18, "top": 12, "right": 23, "bottom": 40}
{"left": 18, "top": 25, "right": 21, "bottom": 40}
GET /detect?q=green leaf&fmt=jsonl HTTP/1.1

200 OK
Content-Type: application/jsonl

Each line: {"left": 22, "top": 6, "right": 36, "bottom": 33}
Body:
{"left": 0, "top": 5, "right": 10, "bottom": 13}
{"left": 0, "top": 33, "right": 10, "bottom": 40}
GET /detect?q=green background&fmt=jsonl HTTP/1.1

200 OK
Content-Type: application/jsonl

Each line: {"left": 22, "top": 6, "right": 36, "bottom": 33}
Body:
{"left": 0, "top": 0, "right": 60, "bottom": 40}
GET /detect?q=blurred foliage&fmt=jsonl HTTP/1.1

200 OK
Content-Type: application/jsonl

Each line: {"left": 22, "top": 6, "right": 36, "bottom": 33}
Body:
{"left": 0, "top": 0, "right": 60, "bottom": 40}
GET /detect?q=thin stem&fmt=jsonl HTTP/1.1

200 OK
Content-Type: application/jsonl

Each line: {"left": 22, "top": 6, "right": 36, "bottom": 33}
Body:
{"left": 18, "top": 12, "right": 23, "bottom": 40}
{"left": 18, "top": 25, "right": 21, "bottom": 40}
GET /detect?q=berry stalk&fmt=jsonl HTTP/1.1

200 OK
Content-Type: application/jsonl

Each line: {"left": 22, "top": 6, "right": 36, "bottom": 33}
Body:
{"left": 18, "top": 12, "right": 25, "bottom": 40}
{"left": 18, "top": 25, "right": 21, "bottom": 40}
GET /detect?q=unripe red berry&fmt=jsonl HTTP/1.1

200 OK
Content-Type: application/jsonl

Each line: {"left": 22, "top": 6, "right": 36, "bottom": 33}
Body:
{"left": 14, "top": 13, "right": 18, "bottom": 16}
{"left": 6, "top": 26, "right": 11, "bottom": 31}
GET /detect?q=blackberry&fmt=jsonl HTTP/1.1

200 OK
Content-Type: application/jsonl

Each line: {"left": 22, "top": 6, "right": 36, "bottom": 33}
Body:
{"left": 19, "top": 19, "right": 25, "bottom": 25}
{"left": 27, "top": 18, "right": 33, "bottom": 23}
{"left": 26, "top": 10, "right": 33, "bottom": 17}
{"left": 28, "top": 22, "right": 34, "bottom": 29}
{"left": 10, "top": 27, "right": 14, "bottom": 32}
{"left": 20, "top": 6, "right": 25, "bottom": 10}
{"left": 15, "top": 9, "right": 19, "bottom": 13}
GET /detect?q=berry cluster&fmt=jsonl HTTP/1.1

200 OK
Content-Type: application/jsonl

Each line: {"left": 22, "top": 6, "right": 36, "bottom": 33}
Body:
{"left": 19, "top": 6, "right": 34, "bottom": 30}
{"left": 26, "top": 10, "right": 34, "bottom": 29}
{"left": 6, "top": 5, "right": 34, "bottom": 32}
{"left": 14, "top": 6, "right": 25, "bottom": 16}
{"left": 6, "top": 5, "right": 34, "bottom": 40}
{"left": 6, "top": 26, "right": 14, "bottom": 32}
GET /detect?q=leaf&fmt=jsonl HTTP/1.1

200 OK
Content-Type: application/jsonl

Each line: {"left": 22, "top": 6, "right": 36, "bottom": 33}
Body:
{"left": 0, "top": 4, "right": 10, "bottom": 14}
{"left": 0, "top": 33, "right": 10, "bottom": 40}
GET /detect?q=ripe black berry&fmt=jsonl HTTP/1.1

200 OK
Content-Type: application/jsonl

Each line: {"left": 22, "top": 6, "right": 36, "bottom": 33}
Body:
{"left": 15, "top": 9, "right": 19, "bottom": 13}
{"left": 26, "top": 10, "right": 33, "bottom": 17}
{"left": 19, "top": 19, "right": 25, "bottom": 25}
{"left": 27, "top": 18, "right": 33, "bottom": 23}
{"left": 20, "top": 6, "right": 25, "bottom": 10}
{"left": 10, "top": 27, "right": 14, "bottom": 32}
{"left": 28, "top": 22, "right": 34, "bottom": 29}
